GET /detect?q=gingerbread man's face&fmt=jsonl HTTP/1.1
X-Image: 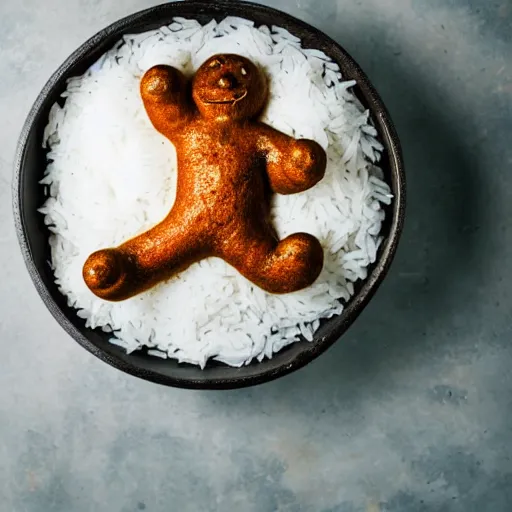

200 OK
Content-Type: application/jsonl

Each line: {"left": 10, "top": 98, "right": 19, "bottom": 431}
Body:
{"left": 192, "top": 54, "right": 268, "bottom": 121}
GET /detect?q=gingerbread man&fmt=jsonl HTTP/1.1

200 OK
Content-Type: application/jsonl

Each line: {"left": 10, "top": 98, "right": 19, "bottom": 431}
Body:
{"left": 83, "top": 54, "right": 326, "bottom": 301}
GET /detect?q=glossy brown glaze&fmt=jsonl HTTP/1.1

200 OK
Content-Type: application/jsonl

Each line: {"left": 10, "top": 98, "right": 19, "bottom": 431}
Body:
{"left": 83, "top": 54, "right": 326, "bottom": 301}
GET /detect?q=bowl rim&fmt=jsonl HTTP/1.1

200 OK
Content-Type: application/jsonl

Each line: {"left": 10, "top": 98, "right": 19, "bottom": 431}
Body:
{"left": 12, "top": 0, "right": 406, "bottom": 390}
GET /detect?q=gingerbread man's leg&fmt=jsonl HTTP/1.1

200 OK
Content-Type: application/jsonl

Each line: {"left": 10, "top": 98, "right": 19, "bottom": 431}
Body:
{"left": 218, "top": 230, "right": 324, "bottom": 294}
{"left": 83, "top": 215, "right": 210, "bottom": 301}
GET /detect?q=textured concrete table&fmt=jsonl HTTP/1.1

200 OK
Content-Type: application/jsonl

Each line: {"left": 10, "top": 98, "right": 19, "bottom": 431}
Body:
{"left": 1, "top": 1, "right": 511, "bottom": 511}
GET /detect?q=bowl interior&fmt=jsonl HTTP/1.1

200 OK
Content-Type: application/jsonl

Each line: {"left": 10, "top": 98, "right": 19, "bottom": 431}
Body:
{"left": 13, "top": 0, "right": 404, "bottom": 389}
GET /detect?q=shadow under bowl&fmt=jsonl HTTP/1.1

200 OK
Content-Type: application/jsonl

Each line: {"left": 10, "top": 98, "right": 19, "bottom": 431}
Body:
{"left": 12, "top": 0, "right": 405, "bottom": 389}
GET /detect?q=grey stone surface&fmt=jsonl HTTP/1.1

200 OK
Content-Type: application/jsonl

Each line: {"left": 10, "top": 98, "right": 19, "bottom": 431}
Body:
{"left": 1, "top": 0, "right": 511, "bottom": 510}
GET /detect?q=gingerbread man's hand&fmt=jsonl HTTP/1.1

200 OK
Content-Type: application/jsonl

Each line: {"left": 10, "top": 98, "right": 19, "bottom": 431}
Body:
{"left": 257, "top": 126, "right": 327, "bottom": 195}
{"left": 140, "top": 65, "right": 191, "bottom": 137}
{"left": 286, "top": 139, "right": 327, "bottom": 191}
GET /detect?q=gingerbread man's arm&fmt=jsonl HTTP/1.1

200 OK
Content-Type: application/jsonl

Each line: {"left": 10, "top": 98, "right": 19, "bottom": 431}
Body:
{"left": 256, "top": 124, "right": 327, "bottom": 195}
{"left": 140, "top": 65, "right": 192, "bottom": 139}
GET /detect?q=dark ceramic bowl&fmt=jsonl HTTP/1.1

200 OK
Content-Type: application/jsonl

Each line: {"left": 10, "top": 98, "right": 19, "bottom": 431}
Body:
{"left": 13, "top": 0, "right": 405, "bottom": 389}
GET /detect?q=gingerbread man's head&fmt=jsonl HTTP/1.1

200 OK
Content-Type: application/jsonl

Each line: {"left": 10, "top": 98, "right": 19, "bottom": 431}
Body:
{"left": 192, "top": 54, "right": 268, "bottom": 121}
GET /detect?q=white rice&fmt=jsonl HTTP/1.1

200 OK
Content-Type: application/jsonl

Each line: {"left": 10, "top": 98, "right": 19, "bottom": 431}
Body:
{"left": 39, "top": 17, "right": 392, "bottom": 368}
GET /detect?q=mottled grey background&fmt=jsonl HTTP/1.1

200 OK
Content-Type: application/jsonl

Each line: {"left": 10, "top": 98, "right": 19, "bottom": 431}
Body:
{"left": 1, "top": 0, "right": 511, "bottom": 510}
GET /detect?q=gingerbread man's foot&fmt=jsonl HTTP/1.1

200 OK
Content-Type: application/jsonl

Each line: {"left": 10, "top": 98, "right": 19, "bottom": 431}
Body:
{"left": 83, "top": 248, "right": 130, "bottom": 300}
{"left": 263, "top": 233, "right": 324, "bottom": 293}
{"left": 224, "top": 233, "right": 324, "bottom": 294}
